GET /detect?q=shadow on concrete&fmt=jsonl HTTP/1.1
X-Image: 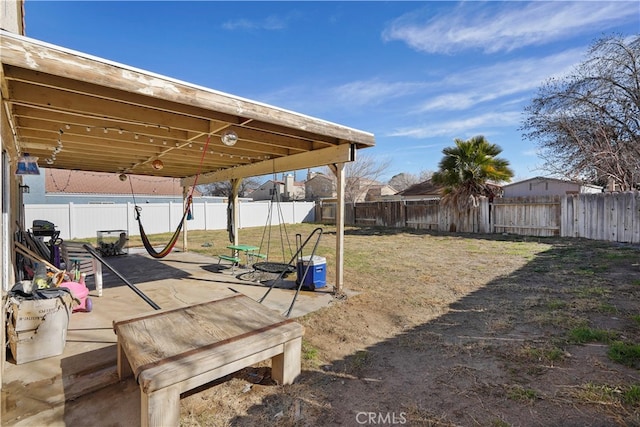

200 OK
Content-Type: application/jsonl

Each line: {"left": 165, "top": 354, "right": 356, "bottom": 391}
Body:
{"left": 97, "top": 253, "right": 191, "bottom": 289}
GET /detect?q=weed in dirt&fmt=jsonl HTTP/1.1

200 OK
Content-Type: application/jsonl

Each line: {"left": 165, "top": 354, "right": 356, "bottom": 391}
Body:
{"left": 603, "top": 250, "right": 638, "bottom": 261}
{"left": 572, "top": 383, "right": 622, "bottom": 406}
{"left": 607, "top": 341, "right": 640, "bottom": 367}
{"left": 401, "top": 403, "right": 456, "bottom": 426}
{"left": 573, "top": 285, "right": 609, "bottom": 298}
{"left": 622, "top": 385, "right": 640, "bottom": 406}
{"left": 532, "top": 311, "right": 587, "bottom": 331}
{"left": 349, "top": 350, "right": 372, "bottom": 373}
{"left": 632, "top": 280, "right": 640, "bottom": 286}
{"left": 516, "top": 344, "right": 567, "bottom": 364}
{"left": 597, "top": 303, "right": 618, "bottom": 314}
{"left": 622, "top": 384, "right": 640, "bottom": 406}
{"left": 507, "top": 385, "right": 538, "bottom": 402}
{"left": 632, "top": 315, "right": 640, "bottom": 326}
{"left": 570, "top": 382, "right": 640, "bottom": 410}
{"left": 546, "top": 299, "right": 567, "bottom": 310}
{"left": 302, "top": 340, "right": 320, "bottom": 366}
{"left": 569, "top": 326, "right": 617, "bottom": 344}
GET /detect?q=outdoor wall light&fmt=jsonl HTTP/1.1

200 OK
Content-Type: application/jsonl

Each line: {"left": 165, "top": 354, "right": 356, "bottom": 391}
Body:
{"left": 119, "top": 174, "right": 128, "bottom": 181}
{"left": 152, "top": 159, "right": 164, "bottom": 170}
{"left": 221, "top": 130, "right": 238, "bottom": 146}
{"left": 15, "top": 154, "right": 40, "bottom": 175}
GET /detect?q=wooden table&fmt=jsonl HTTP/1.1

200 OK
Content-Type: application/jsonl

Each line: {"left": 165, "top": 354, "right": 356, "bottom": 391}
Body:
{"left": 113, "top": 294, "right": 304, "bottom": 427}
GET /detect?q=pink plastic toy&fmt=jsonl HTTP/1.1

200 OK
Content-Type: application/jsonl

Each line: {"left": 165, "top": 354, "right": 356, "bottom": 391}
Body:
{"left": 61, "top": 281, "right": 92, "bottom": 312}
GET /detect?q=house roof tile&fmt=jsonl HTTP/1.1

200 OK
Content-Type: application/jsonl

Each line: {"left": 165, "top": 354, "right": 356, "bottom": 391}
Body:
{"left": 45, "top": 169, "right": 200, "bottom": 196}
{"left": 398, "top": 180, "right": 444, "bottom": 196}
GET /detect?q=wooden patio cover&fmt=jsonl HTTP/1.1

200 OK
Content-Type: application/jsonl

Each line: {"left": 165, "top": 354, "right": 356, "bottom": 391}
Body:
{"left": 0, "top": 30, "right": 374, "bottom": 183}
{"left": 0, "top": 30, "right": 375, "bottom": 291}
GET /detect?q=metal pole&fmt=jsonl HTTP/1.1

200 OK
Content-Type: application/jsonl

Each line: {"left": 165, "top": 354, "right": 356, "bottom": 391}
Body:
{"left": 82, "top": 244, "right": 160, "bottom": 310}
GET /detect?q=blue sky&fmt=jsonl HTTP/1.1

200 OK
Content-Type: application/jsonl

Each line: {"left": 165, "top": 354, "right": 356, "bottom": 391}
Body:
{"left": 23, "top": 1, "right": 639, "bottom": 182}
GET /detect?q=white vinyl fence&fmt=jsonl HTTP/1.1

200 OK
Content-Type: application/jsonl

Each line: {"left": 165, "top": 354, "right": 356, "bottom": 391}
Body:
{"left": 25, "top": 201, "right": 316, "bottom": 240}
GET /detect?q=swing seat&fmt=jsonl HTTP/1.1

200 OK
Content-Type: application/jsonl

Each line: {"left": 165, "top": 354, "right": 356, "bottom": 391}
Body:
{"left": 253, "top": 261, "right": 295, "bottom": 276}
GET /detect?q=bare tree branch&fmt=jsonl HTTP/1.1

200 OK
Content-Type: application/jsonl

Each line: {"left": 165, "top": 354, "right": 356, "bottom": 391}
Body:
{"left": 522, "top": 35, "right": 640, "bottom": 190}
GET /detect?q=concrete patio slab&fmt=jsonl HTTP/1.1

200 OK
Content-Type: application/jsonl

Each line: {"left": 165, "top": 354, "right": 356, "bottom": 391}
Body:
{"left": 2, "top": 249, "right": 337, "bottom": 426}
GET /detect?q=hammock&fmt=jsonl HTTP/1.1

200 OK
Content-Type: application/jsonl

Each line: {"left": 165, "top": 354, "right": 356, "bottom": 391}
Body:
{"left": 135, "top": 196, "right": 192, "bottom": 259}
{"left": 131, "top": 134, "right": 211, "bottom": 258}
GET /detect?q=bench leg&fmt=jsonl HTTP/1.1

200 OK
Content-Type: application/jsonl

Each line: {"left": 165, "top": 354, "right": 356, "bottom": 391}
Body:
{"left": 117, "top": 340, "right": 133, "bottom": 380}
{"left": 271, "top": 337, "right": 302, "bottom": 385}
{"left": 95, "top": 263, "right": 103, "bottom": 297}
{"left": 142, "top": 384, "right": 181, "bottom": 427}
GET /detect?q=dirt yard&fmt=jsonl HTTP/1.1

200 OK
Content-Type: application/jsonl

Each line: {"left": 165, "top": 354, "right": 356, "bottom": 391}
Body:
{"left": 135, "top": 224, "right": 640, "bottom": 426}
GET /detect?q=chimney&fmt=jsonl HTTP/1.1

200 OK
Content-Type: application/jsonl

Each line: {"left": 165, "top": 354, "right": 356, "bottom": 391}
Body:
{"left": 285, "top": 174, "right": 294, "bottom": 199}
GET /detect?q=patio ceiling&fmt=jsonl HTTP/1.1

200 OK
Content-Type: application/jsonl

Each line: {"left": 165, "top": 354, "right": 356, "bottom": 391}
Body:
{"left": 0, "top": 31, "right": 375, "bottom": 187}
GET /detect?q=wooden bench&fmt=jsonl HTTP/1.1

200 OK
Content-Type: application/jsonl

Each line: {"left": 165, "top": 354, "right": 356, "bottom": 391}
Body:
{"left": 113, "top": 294, "right": 304, "bottom": 427}
{"left": 61, "top": 241, "right": 103, "bottom": 296}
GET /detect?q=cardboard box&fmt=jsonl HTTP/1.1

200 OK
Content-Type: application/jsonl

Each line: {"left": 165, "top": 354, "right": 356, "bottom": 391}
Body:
{"left": 6, "top": 294, "right": 73, "bottom": 364}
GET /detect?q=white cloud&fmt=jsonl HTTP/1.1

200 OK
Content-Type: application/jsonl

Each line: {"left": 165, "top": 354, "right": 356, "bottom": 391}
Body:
{"left": 332, "top": 79, "right": 428, "bottom": 106}
{"left": 415, "top": 47, "right": 586, "bottom": 112}
{"left": 390, "top": 111, "right": 522, "bottom": 138}
{"left": 382, "top": 2, "right": 637, "bottom": 54}
{"left": 222, "top": 14, "right": 292, "bottom": 31}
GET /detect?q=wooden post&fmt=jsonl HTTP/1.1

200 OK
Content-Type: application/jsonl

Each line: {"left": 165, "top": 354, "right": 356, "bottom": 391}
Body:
{"left": 231, "top": 179, "right": 242, "bottom": 246}
{"left": 141, "top": 384, "right": 181, "bottom": 427}
{"left": 117, "top": 340, "right": 133, "bottom": 380}
{"left": 333, "top": 163, "right": 345, "bottom": 294}
{"left": 182, "top": 186, "right": 189, "bottom": 252}
{"left": 271, "top": 337, "right": 302, "bottom": 385}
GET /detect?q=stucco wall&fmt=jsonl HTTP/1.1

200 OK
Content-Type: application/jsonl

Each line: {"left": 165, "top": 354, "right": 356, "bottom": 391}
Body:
{"left": 503, "top": 179, "right": 602, "bottom": 198}
{"left": 0, "top": 0, "right": 24, "bottom": 34}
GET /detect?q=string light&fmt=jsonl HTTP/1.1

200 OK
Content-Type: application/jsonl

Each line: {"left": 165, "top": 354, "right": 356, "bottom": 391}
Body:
{"left": 221, "top": 130, "right": 238, "bottom": 146}
{"left": 44, "top": 124, "right": 262, "bottom": 167}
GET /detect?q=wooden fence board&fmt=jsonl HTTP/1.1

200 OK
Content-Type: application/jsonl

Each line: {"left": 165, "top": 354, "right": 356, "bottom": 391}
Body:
{"left": 317, "top": 191, "right": 640, "bottom": 244}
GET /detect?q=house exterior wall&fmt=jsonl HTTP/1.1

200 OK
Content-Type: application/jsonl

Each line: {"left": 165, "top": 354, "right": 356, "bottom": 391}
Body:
{"left": 503, "top": 178, "right": 602, "bottom": 198}
{"left": 305, "top": 175, "right": 335, "bottom": 201}
{"left": 0, "top": 1, "right": 24, "bottom": 34}
{"left": 251, "top": 180, "right": 284, "bottom": 201}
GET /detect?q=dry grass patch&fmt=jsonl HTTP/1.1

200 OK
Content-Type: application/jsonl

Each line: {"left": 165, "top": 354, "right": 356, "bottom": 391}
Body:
{"left": 122, "top": 224, "right": 640, "bottom": 426}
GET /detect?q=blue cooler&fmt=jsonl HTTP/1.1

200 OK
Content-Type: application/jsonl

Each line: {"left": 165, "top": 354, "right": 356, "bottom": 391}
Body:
{"left": 296, "top": 255, "right": 326, "bottom": 290}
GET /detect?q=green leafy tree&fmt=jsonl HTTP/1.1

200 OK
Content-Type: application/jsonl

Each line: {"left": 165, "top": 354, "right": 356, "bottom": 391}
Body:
{"left": 432, "top": 135, "right": 514, "bottom": 209}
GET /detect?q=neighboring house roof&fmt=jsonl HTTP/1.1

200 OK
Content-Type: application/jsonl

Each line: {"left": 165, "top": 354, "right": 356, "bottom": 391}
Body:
{"left": 45, "top": 169, "right": 200, "bottom": 196}
{"left": 398, "top": 180, "right": 444, "bottom": 197}
{"left": 365, "top": 184, "right": 398, "bottom": 201}
{"left": 502, "top": 176, "right": 597, "bottom": 189}
{"left": 502, "top": 176, "right": 553, "bottom": 188}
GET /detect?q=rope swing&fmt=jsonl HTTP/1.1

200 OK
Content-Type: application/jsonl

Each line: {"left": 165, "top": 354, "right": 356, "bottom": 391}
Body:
{"left": 252, "top": 176, "right": 295, "bottom": 275}
{"left": 130, "top": 134, "right": 211, "bottom": 259}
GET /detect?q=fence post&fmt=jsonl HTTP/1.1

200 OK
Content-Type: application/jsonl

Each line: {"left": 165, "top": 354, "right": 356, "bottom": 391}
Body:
{"left": 204, "top": 201, "right": 208, "bottom": 230}
{"left": 68, "top": 202, "right": 75, "bottom": 239}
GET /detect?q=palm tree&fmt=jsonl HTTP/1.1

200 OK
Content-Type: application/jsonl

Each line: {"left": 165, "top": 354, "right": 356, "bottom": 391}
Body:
{"left": 432, "top": 135, "right": 514, "bottom": 209}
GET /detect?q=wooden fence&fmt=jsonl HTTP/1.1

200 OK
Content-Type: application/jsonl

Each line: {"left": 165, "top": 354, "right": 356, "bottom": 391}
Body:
{"left": 317, "top": 191, "right": 640, "bottom": 244}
